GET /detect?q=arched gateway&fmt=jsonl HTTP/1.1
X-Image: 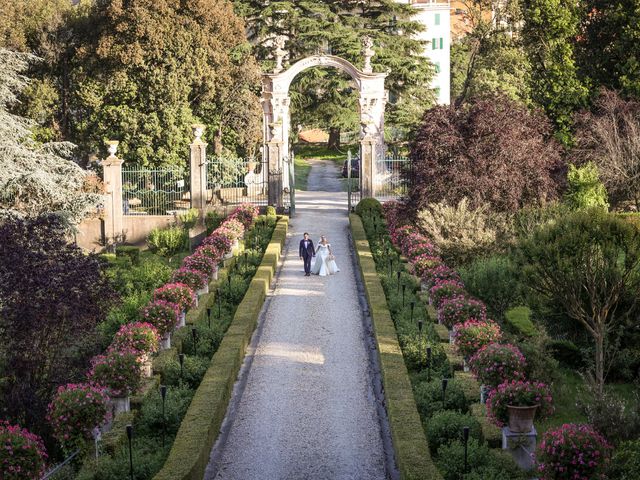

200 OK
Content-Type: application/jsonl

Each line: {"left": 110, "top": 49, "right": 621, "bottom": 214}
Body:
{"left": 261, "top": 38, "right": 388, "bottom": 207}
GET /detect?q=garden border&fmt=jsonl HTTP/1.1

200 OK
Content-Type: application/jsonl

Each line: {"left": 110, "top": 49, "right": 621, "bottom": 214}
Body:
{"left": 350, "top": 214, "right": 442, "bottom": 480}
{"left": 153, "top": 216, "right": 288, "bottom": 480}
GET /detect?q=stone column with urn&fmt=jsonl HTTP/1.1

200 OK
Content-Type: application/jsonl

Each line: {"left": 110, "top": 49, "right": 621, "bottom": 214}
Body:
{"left": 101, "top": 140, "right": 124, "bottom": 249}
{"left": 189, "top": 124, "right": 208, "bottom": 247}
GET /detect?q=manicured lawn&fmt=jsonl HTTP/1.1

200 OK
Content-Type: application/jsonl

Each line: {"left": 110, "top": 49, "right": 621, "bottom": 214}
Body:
{"left": 294, "top": 156, "right": 311, "bottom": 190}
{"left": 293, "top": 142, "right": 358, "bottom": 166}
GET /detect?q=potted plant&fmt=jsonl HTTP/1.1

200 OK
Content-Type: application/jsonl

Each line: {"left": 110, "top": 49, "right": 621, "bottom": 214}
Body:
{"left": 182, "top": 254, "right": 217, "bottom": 285}
{"left": 221, "top": 217, "right": 245, "bottom": 243}
{"left": 229, "top": 203, "right": 258, "bottom": 229}
{"left": 536, "top": 423, "right": 611, "bottom": 479}
{"left": 429, "top": 279, "right": 466, "bottom": 308}
{"left": 47, "top": 383, "right": 110, "bottom": 453}
{"left": 486, "top": 380, "right": 554, "bottom": 432}
{"left": 88, "top": 348, "right": 142, "bottom": 414}
{"left": 405, "top": 239, "right": 438, "bottom": 262}
{"left": 140, "top": 300, "right": 179, "bottom": 348}
{"left": 0, "top": 422, "right": 47, "bottom": 479}
{"left": 153, "top": 283, "right": 196, "bottom": 326}
{"left": 421, "top": 264, "right": 461, "bottom": 292}
{"left": 452, "top": 319, "right": 502, "bottom": 368}
{"left": 204, "top": 230, "right": 234, "bottom": 258}
{"left": 411, "top": 254, "right": 444, "bottom": 279}
{"left": 111, "top": 322, "right": 160, "bottom": 377}
{"left": 172, "top": 267, "right": 209, "bottom": 295}
{"left": 438, "top": 295, "right": 487, "bottom": 330}
{"left": 468, "top": 343, "right": 526, "bottom": 403}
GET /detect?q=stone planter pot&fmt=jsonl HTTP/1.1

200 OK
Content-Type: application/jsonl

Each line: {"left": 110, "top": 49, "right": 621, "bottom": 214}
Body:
{"left": 420, "top": 281, "right": 429, "bottom": 293}
{"left": 140, "top": 355, "right": 153, "bottom": 378}
{"left": 232, "top": 239, "right": 239, "bottom": 251}
{"left": 194, "top": 296, "right": 199, "bottom": 308}
{"left": 111, "top": 396, "right": 130, "bottom": 415}
{"left": 507, "top": 404, "right": 539, "bottom": 433}
{"left": 178, "top": 311, "right": 186, "bottom": 328}
{"left": 480, "top": 385, "right": 490, "bottom": 404}
{"left": 211, "top": 266, "right": 218, "bottom": 281}
{"left": 463, "top": 357, "right": 470, "bottom": 372}
{"left": 197, "top": 283, "right": 209, "bottom": 296}
{"left": 161, "top": 332, "right": 171, "bottom": 350}
{"left": 224, "top": 249, "right": 233, "bottom": 260}
{"left": 449, "top": 330, "right": 455, "bottom": 344}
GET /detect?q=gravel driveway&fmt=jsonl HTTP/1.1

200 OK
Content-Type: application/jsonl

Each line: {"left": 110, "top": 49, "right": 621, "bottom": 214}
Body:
{"left": 205, "top": 159, "right": 388, "bottom": 480}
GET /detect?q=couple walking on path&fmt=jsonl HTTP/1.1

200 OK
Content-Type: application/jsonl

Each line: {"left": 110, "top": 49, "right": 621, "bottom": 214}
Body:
{"left": 299, "top": 232, "right": 340, "bottom": 277}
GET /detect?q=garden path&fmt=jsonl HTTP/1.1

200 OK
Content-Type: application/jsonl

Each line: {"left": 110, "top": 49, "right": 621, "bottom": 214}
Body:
{"left": 205, "top": 159, "right": 389, "bottom": 480}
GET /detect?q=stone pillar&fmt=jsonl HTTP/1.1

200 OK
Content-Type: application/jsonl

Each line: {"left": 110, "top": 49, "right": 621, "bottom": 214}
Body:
{"left": 190, "top": 124, "right": 208, "bottom": 211}
{"left": 360, "top": 137, "right": 376, "bottom": 198}
{"left": 101, "top": 141, "right": 124, "bottom": 244}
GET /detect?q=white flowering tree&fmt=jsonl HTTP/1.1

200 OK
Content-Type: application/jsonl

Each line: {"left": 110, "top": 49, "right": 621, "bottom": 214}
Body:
{"left": 0, "top": 49, "right": 100, "bottom": 224}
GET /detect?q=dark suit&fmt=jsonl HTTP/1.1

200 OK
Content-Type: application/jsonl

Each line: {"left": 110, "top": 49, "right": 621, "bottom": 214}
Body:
{"left": 299, "top": 239, "right": 315, "bottom": 274}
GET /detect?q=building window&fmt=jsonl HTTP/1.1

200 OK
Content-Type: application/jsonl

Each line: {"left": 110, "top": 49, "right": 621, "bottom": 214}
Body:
{"left": 440, "top": 37, "right": 444, "bottom": 49}
{"left": 434, "top": 62, "right": 441, "bottom": 73}
{"left": 435, "top": 13, "right": 441, "bottom": 26}
{"left": 432, "top": 38, "right": 444, "bottom": 50}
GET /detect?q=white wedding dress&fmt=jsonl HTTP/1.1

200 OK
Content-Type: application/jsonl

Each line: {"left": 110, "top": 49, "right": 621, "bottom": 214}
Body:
{"left": 311, "top": 242, "right": 340, "bottom": 276}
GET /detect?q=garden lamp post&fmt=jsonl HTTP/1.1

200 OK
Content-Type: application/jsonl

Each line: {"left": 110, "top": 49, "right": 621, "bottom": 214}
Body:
{"left": 244, "top": 251, "right": 248, "bottom": 271}
{"left": 402, "top": 283, "right": 406, "bottom": 307}
{"left": 126, "top": 424, "right": 133, "bottom": 480}
{"left": 160, "top": 385, "right": 167, "bottom": 448}
{"left": 179, "top": 353, "right": 185, "bottom": 384}
{"left": 418, "top": 318, "right": 423, "bottom": 335}
{"left": 191, "top": 328, "right": 197, "bottom": 355}
{"left": 389, "top": 258, "right": 393, "bottom": 277}
{"left": 463, "top": 426, "right": 470, "bottom": 473}
{"left": 410, "top": 301, "right": 415, "bottom": 324}
{"left": 442, "top": 378, "right": 448, "bottom": 404}
{"left": 207, "top": 307, "right": 212, "bottom": 328}
{"left": 397, "top": 271, "right": 401, "bottom": 292}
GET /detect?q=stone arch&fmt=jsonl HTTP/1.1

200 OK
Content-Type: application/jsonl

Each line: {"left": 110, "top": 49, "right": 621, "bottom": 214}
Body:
{"left": 261, "top": 53, "right": 387, "bottom": 206}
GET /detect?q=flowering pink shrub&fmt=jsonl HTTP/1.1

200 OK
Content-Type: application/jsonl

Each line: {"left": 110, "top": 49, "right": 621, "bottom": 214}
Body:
{"left": 452, "top": 319, "right": 502, "bottom": 359}
{"left": 0, "top": 421, "right": 47, "bottom": 479}
{"left": 421, "top": 264, "right": 462, "bottom": 290}
{"left": 391, "top": 225, "right": 420, "bottom": 252}
{"left": 203, "top": 230, "right": 233, "bottom": 254}
{"left": 182, "top": 253, "right": 217, "bottom": 277}
{"left": 111, "top": 322, "right": 160, "bottom": 356}
{"left": 411, "top": 254, "right": 443, "bottom": 278}
{"left": 172, "top": 267, "right": 208, "bottom": 291}
{"left": 229, "top": 203, "right": 258, "bottom": 229}
{"left": 486, "top": 380, "right": 554, "bottom": 427}
{"left": 220, "top": 218, "right": 244, "bottom": 241}
{"left": 140, "top": 300, "right": 179, "bottom": 336}
{"left": 195, "top": 244, "right": 224, "bottom": 263}
{"left": 47, "top": 383, "right": 110, "bottom": 452}
{"left": 383, "top": 200, "right": 404, "bottom": 233}
{"left": 469, "top": 343, "right": 526, "bottom": 388}
{"left": 429, "top": 279, "right": 466, "bottom": 308}
{"left": 536, "top": 423, "right": 611, "bottom": 480}
{"left": 438, "top": 295, "right": 487, "bottom": 329}
{"left": 404, "top": 237, "right": 438, "bottom": 261}
{"left": 88, "top": 348, "right": 142, "bottom": 397}
{"left": 153, "top": 283, "right": 195, "bottom": 311}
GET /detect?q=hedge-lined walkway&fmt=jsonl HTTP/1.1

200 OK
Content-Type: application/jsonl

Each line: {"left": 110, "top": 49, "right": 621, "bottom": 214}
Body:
{"left": 205, "top": 160, "right": 388, "bottom": 479}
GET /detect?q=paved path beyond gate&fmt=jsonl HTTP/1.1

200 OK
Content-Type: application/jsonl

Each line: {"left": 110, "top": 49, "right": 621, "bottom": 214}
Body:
{"left": 205, "top": 159, "right": 388, "bottom": 480}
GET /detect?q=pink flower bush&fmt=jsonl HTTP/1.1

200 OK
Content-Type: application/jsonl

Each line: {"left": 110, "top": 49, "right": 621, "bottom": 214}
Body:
{"left": 182, "top": 253, "right": 217, "bottom": 278}
{"left": 0, "top": 421, "right": 47, "bottom": 479}
{"left": 171, "top": 267, "right": 208, "bottom": 291}
{"left": 452, "top": 319, "right": 502, "bottom": 359}
{"left": 153, "top": 283, "right": 195, "bottom": 312}
{"left": 229, "top": 203, "right": 258, "bottom": 229}
{"left": 88, "top": 348, "right": 142, "bottom": 397}
{"left": 469, "top": 343, "right": 526, "bottom": 388}
{"left": 536, "top": 424, "right": 611, "bottom": 480}
{"left": 220, "top": 218, "right": 244, "bottom": 241}
{"left": 429, "top": 279, "right": 466, "bottom": 308}
{"left": 438, "top": 295, "right": 487, "bottom": 329}
{"left": 411, "top": 254, "right": 443, "bottom": 278}
{"left": 390, "top": 225, "right": 420, "bottom": 252}
{"left": 421, "top": 264, "right": 461, "bottom": 290}
{"left": 111, "top": 322, "right": 160, "bottom": 356}
{"left": 486, "top": 380, "right": 554, "bottom": 428}
{"left": 404, "top": 237, "right": 438, "bottom": 261}
{"left": 195, "top": 244, "right": 224, "bottom": 263}
{"left": 47, "top": 383, "right": 110, "bottom": 452}
{"left": 203, "top": 230, "right": 233, "bottom": 254}
{"left": 140, "top": 300, "right": 179, "bottom": 336}
{"left": 382, "top": 200, "right": 403, "bottom": 232}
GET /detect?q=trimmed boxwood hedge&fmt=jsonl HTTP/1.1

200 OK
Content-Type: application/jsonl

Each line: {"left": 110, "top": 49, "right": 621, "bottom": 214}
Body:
{"left": 350, "top": 214, "right": 442, "bottom": 480}
{"left": 152, "top": 217, "right": 288, "bottom": 480}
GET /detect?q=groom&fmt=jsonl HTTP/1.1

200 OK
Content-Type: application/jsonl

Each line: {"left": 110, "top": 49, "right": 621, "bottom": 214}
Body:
{"left": 299, "top": 232, "right": 315, "bottom": 276}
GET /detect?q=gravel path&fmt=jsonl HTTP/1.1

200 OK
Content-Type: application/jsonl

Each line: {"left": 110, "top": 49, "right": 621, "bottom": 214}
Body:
{"left": 205, "top": 159, "right": 388, "bottom": 480}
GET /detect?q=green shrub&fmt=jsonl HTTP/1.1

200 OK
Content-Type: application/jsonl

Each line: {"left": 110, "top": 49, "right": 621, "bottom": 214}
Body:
{"left": 458, "top": 255, "right": 522, "bottom": 319}
{"left": 137, "top": 385, "right": 194, "bottom": 439}
{"left": 399, "top": 335, "right": 450, "bottom": 376}
{"left": 205, "top": 211, "right": 223, "bottom": 235}
{"left": 413, "top": 378, "right": 470, "bottom": 419}
{"left": 105, "top": 255, "right": 173, "bottom": 297}
{"left": 607, "top": 439, "right": 640, "bottom": 479}
{"left": 565, "top": 162, "right": 609, "bottom": 210}
{"left": 178, "top": 208, "right": 199, "bottom": 230}
{"left": 266, "top": 205, "right": 276, "bottom": 217}
{"left": 426, "top": 410, "right": 482, "bottom": 454}
{"left": 160, "top": 354, "right": 209, "bottom": 389}
{"left": 147, "top": 226, "right": 188, "bottom": 257}
{"left": 115, "top": 246, "right": 140, "bottom": 265}
{"left": 173, "top": 323, "right": 224, "bottom": 358}
{"left": 464, "top": 450, "right": 527, "bottom": 480}
{"left": 513, "top": 202, "right": 571, "bottom": 239}
{"left": 548, "top": 338, "right": 586, "bottom": 369}
{"left": 355, "top": 197, "right": 383, "bottom": 217}
{"left": 436, "top": 439, "right": 489, "bottom": 480}
{"left": 98, "top": 291, "right": 151, "bottom": 346}
{"left": 503, "top": 306, "right": 537, "bottom": 337}
{"left": 518, "top": 337, "right": 560, "bottom": 384}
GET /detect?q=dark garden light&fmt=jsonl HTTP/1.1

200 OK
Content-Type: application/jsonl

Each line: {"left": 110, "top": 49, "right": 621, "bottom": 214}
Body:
{"left": 418, "top": 318, "right": 423, "bottom": 335}
{"left": 228, "top": 273, "right": 232, "bottom": 293}
{"left": 126, "top": 424, "right": 134, "bottom": 480}
{"left": 207, "top": 307, "right": 212, "bottom": 328}
{"left": 179, "top": 353, "right": 185, "bottom": 383}
{"left": 442, "top": 378, "right": 448, "bottom": 404}
{"left": 389, "top": 258, "right": 393, "bottom": 277}
{"left": 244, "top": 251, "right": 248, "bottom": 270}
{"left": 410, "top": 301, "right": 415, "bottom": 324}
{"left": 402, "top": 283, "right": 406, "bottom": 307}
{"left": 191, "top": 327, "right": 197, "bottom": 355}
{"left": 397, "top": 271, "right": 401, "bottom": 292}
{"left": 160, "top": 385, "right": 167, "bottom": 448}
{"left": 463, "top": 426, "right": 470, "bottom": 473}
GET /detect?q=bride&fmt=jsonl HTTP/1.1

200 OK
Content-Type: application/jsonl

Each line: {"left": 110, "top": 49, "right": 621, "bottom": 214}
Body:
{"left": 311, "top": 235, "right": 340, "bottom": 276}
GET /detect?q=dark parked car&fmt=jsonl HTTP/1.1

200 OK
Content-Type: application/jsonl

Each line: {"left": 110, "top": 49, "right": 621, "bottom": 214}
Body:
{"left": 342, "top": 157, "right": 360, "bottom": 178}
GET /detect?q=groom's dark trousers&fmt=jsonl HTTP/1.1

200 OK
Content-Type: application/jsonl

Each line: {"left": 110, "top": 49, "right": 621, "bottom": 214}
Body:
{"left": 299, "top": 239, "right": 315, "bottom": 274}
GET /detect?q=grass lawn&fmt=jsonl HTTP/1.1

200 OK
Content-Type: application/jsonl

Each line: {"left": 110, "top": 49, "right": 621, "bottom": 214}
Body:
{"left": 293, "top": 142, "right": 358, "bottom": 166}
{"left": 294, "top": 156, "right": 312, "bottom": 190}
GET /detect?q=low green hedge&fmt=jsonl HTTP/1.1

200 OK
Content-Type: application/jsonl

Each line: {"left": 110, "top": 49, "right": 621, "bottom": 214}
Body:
{"left": 153, "top": 217, "right": 288, "bottom": 480}
{"left": 504, "top": 306, "right": 537, "bottom": 338}
{"left": 350, "top": 214, "right": 442, "bottom": 480}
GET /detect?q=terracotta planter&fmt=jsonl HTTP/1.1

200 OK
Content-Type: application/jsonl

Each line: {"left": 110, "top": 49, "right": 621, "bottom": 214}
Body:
{"left": 507, "top": 404, "right": 539, "bottom": 433}
{"left": 161, "top": 332, "right": 171, "bottom": 350}
{"left": 111, "top": 396, "right": 130, "bottom": 415}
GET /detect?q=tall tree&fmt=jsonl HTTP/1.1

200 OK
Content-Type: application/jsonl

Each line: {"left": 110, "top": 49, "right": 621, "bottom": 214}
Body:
{"left": 234, "top": 0, "right": 436, "bottom": 146}
{"left": 521, "top": 0, "right": 590, "bottom": 144}
{"left": 577, "top": 0, "right": 640, "bottom": 98}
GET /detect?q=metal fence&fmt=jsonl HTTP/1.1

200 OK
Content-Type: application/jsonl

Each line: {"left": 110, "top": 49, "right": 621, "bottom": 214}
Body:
{"left": 374, "top": 156, "right": 410, "bottom": 201}
{"left": 206, "top": 156, "right": 269, "bottom": 206}
{"left": 122, "top": 166, "right": 190, "bottom": 215}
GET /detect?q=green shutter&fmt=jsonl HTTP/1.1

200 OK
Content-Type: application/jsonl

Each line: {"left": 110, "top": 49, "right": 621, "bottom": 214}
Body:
{"left": 435, "top": 62, "right": 440, "bottom": 73}
{"left": 432, "top": 38, "right": 436, "bottom": 50}
{"left": 435, "top": 13, "right": 441, "bottom": 25}
{"left": 440, "top": 37, "right": 444, "bottom": 49}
